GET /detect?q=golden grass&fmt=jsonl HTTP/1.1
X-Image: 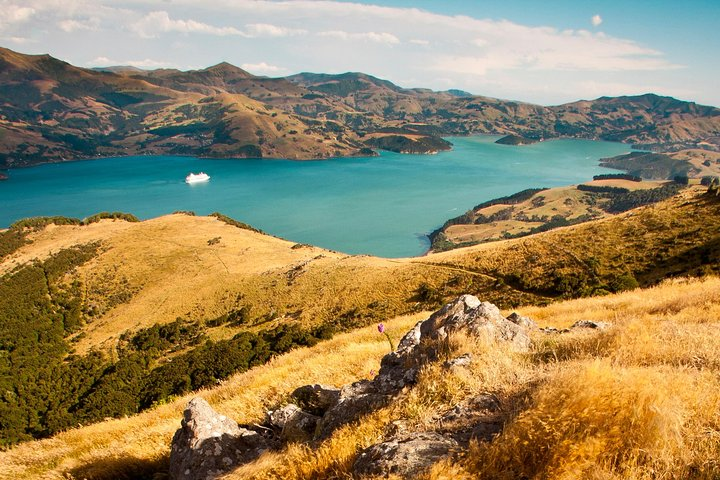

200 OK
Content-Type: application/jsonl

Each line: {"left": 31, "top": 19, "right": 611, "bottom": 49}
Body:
{"left": 461, "top": 361, "right": 719, "bottom": 480}
{"left": 0, "top": 313, "right": 427, "bottom": 480}
{"left": 4, "top": 276, "right": 720, "bottom": 479}
{"left": 431, "top": 186, "right": 720, "bottom": 295}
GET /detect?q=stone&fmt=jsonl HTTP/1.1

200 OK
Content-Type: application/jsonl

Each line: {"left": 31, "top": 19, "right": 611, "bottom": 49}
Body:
{"left": 572, "top": 320, "right": 611, "bottom": 330}
{"left": 267, "top": 403, "right": 320, "bottom": 442}
{"left": 169, "top": 397, "right": 269, "bottom": 480}
{"left": 280, "top": 296, "right": 533, "bottom": 442}
{"left": 290, "top": 384, "right": 340, "bottom": 416}
{"left": 375, "top": 296, "right": 530, "bottom": 396}
{"left": 352, "top": 431, "right": 459, "bottom": 478}
{"left": 419, "top": 295, "right": 531, "bottom": 350}
{"left": 438, "top": 393, "right": 505, "bottom": 444}
{"left": 506, "top": 312, "right": 538, "bottom": 330}
{"left": 315, "top": 380, "right": 390, "bottom": 439}
{"left": 443, "top": 353, "right": 473, "bottom": 369}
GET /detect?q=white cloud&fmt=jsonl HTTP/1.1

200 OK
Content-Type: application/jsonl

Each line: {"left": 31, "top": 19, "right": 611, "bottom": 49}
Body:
{"left": 125, "top": 58, "right": 173, "bottom": 69}
{"left": 591, "top": 14, "right": 603, "bottom": 27}
{"left": 90, "top": 56, "right": 113, "bottom": 65}
{"left": 0, "top": 5, "right": 35, "bottom": 26}
{"left": 317, "top": 30, "right": 400, "bottom": 45}
{"left": 59, "top": 18, "right": 99, "bottom": 32}
{"left": 244, "top": 23, "right": 306, "bottom": 38}
{"left": 131, "top": 11, "right": 246, "bottom": 38}
{"left": 4, "top": 0, "right": 704, "bottom": 105}
{"left": 89, "top": 56, "right": 171, "bottom": 69}
{"left": 240, "top": 61, "right": 288, "bottom": 75}
{"left": 4, "top": 35, "right": 31, "bottom": 44}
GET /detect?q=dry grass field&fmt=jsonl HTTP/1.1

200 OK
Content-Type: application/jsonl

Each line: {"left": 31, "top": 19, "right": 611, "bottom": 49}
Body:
{"left": 2, "top": 276, "right": 719, "bottom": 479}
{"left": 442, "top": 180, "right": 668, "bottom": 245}
{"left": 1, "top": 184, "right": 719, "bottom": 479}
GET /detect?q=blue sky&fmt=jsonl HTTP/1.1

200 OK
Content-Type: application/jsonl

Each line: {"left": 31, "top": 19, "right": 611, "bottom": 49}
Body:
{"left": 1, "top": 0, "right": 718, "bottom": 106}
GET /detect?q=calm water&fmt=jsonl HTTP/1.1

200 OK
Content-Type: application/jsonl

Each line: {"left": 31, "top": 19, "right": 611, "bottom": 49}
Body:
{"left": 0, "top": 136, "right": 630, "bottom": 257}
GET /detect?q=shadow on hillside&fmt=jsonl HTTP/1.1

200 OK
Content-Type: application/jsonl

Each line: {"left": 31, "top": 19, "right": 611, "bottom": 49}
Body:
{"left": 638, "top": 233, "right": 720, "bottom": 285}
{"left": 66, "top": 453, "right": 169, "bottom": 480}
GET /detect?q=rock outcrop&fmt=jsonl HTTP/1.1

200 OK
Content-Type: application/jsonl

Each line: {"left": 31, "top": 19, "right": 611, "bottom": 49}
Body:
{"left": 170, "top": 295, "right": 538, "bottom": 479}
{"left": 266, "top": 403, "right": 320, "bottom": 442}
{"left": 169, "top": 398, "right": 272, "bottom": 480}
{"left": 352, "top": 432, "right": 459, "bottom": 477}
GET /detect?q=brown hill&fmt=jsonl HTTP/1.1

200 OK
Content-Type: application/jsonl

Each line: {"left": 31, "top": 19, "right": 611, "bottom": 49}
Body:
{"left": 0, "top": 48, "right": 366, "bottom": 167}
{"left": 1, "top": 47, "right": 719, "bottom": 168}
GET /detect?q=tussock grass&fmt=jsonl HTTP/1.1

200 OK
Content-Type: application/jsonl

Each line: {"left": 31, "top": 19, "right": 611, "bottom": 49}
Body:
{"left": 461, "top": 361, "right": 720, "bottom": 480}
{"left": 0, "top": 314, "right": 426, "bottom": 480}
{"left": 5, "top": 277, "right": 720, "bottom": 479}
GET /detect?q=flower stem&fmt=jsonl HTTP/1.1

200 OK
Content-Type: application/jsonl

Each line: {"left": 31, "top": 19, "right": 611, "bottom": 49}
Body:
{"left": 383, "top": 332, "right": 395, "bottom": 352}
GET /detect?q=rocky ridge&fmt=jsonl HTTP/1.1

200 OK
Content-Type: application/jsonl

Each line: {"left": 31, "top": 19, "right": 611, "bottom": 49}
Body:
{"left": 169, "top": 295, "right": 609, "bottom": 479}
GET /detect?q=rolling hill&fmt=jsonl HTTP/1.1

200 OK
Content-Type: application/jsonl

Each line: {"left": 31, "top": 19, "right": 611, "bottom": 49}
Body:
{"left": 0, "top": 185, "right": 718, "bottom": 449}
{"left": 1, "top": 47, "right": 719, "bottom": 170}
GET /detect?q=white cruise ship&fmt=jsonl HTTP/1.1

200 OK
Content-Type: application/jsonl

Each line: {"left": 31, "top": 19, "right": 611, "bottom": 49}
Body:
{"left": 185, "top": 172, "right": 210, "bottom": 184}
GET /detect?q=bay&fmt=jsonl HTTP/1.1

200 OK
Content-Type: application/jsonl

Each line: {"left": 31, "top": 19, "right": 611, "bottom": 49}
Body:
{"left": 0, "top": 136, "right": 630, "bottom": 258}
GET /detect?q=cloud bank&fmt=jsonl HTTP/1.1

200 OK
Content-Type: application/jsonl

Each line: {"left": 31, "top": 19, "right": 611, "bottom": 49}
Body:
{"left": 0, "top": 0, "right": 704, "bottom": 105}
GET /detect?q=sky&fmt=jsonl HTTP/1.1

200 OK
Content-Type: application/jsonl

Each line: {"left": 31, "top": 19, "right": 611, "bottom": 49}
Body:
{"left": 1, "top": 0, "right": 718, "bottom": 106}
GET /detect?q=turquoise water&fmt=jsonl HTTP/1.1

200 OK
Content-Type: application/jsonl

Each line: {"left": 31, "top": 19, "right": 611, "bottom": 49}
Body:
{"left": 0, "top": 136, "right": 630, "bottom": 257}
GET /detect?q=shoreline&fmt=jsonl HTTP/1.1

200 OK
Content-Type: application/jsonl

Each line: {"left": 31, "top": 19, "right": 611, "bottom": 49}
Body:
{"left": 0, "top": 134, "right": 643, "bottom": 172}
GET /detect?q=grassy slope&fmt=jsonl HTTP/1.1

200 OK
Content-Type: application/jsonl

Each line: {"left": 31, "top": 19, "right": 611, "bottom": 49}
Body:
{"left": 2, "top": 276, "right": 718, "bottom": 479}
{"left": 1, "top": 214, "right": 543, "bottom": 359}
{"left": 2, "top": 186, "right": 718, "bottom": 359}
{"left": 442, "top": 181, "right": 667, "bottom": 245}
{"left": 430, "top": 186, "right": 720, "bottom": 296}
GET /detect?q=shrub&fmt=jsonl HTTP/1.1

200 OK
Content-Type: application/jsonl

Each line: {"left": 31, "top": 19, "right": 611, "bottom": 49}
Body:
{"left": 83, "top": 212, "right": 139, "bottom": 224}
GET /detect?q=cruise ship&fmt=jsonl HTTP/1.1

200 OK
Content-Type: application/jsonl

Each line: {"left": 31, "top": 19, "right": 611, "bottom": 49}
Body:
{"left": 185, "top": 172, "right": 210, "bottom": 184}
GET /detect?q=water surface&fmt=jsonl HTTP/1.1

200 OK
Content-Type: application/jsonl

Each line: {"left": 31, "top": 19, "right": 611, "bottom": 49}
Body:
{"left": 0, "top": 136, "right": 630, "bottom": 257}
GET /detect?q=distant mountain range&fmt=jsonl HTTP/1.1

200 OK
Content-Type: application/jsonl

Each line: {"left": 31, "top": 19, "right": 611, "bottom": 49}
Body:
{"left": 1, "top": 47, "right": 719, "bottom": 168}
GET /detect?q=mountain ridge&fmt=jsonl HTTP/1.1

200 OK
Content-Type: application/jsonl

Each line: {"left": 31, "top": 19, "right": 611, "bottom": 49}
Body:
{"left": 1, "top": 47, "right": 719, "bottom": 169}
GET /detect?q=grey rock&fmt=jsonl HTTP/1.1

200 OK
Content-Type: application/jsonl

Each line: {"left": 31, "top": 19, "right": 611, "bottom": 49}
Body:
{"left": 419, "top": 295, "right": 531, "bottom": 349}
{"left": 267, "top": 403, "right": 320, "bottom": 442}
{"left": 438, "top": 393, "right": 505, "bottom": 445}
{"left": 290, "top": 384, "right": 340, "bottom": 416}
{"left": 316, "top": 380, "right": 390, "bottom": 439}
{"left": 169, "top": 397, "right": 268, "bottom": 480}
{"left": 352, "top": 431, "right": 459, "bottom": 478}
{"left": 299, "top": 296, "right": 531, "bottom": 441}
{"left": 540, "top": 326, "right": 561, "bottom": 334}
{"left": 572, "top": 320, "right": 611, "bottom": 330}
{"left": 443, "top": 353, "right": 473, "bottom": 369}
{"left": 375, "top": 296, "right": 530, "bottom": 396}
{"left": 506, "top": 312, "right": 538, "bottom": 330}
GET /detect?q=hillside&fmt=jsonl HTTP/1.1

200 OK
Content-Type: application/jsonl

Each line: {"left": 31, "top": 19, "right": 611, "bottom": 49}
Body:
{"left": 429, "top": 179, "right": 695, "bottom": 251}
{"left": 1, "top": 47, "right": 720, "bottom": 169}
{"left": 1, "top": 274, "right": 719, "bottom": 479}
{"left": 0, "top": 185, "right": 719, "bottom": 450}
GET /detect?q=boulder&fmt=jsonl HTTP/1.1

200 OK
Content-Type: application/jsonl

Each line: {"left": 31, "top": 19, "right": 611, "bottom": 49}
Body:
{"left": 316, "top": 380, "right": 390, "bottom": 439}
{"left": 376, "top": 295, "right": 530, "bottom": 393}
{"left": 169, "top": 397, "right": 269, "bottom": 480}
{"left": 443, "top": 353, "right": 473, "bottom": 369}
{"left": 438, "top": 393, "right": 505, "bottom": 444}
{"left": 267, "top": 403, "right": 320, "bottom": 442}
{"left": 506, "top": 312, "right": 538, "bottom": 330}
{"left": 419, "top": 295, "right": 530, "bottom": 349}
{"left": 290, "top": 384, "right": 340, "bottom": 416}
{"left": 352, "top": 431, "right": 459, "bottom": 477}
{"left": 318, "top": 296, "right": 532, "bottom": 438}
{"left": 572, "top": 320, "right": 611, "bottom": 330}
